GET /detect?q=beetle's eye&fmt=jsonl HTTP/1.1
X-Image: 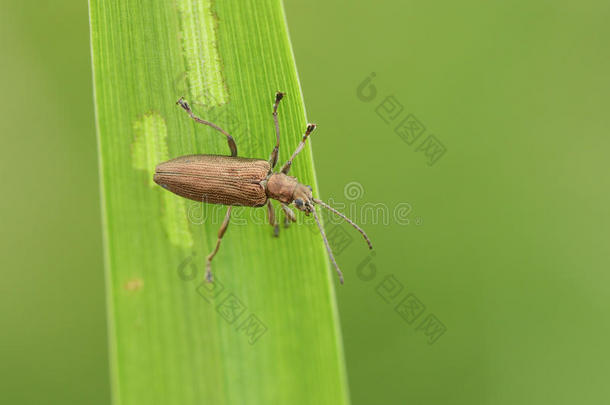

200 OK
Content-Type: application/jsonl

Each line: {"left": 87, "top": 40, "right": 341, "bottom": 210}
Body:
{"left": 295, "top": 198, "right": 304, "bottom": 208}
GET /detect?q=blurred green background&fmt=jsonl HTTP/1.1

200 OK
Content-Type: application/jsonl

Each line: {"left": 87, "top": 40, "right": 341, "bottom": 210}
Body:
{"left": 2, "top": 1, "right": 609, "bottom": 404}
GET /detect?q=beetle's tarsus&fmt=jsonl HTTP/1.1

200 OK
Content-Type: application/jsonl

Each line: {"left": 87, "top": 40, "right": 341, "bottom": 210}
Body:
{"left": 177, "top": 97, "right": 191, "bottom": 112}
{"left": 205, "top": 263, "right": 214, "bottom": 283}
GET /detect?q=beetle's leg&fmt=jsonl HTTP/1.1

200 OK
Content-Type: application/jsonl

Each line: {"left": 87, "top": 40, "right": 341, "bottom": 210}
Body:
{"left": 269, "top": 92, "right": 285, "bottom": 170}
{"left": 176, "top": 97, "right": 237, "bottom": 157}
{"left": 280, "top": 203, "right": 296, "bottom": 228}
{"left": 280, "top": 123, "right": 316, "bottom": 174}
{"left": 205, "top": 206, "right": 232, "bottom": 282}
{"left": 266, "top": 200, "right": 279, "bottom": 237}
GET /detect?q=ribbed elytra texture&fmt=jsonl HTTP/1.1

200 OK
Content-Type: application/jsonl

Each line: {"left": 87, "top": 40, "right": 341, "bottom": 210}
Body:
{"left": 154, "top": 154, "right": 270, "bottom": 207}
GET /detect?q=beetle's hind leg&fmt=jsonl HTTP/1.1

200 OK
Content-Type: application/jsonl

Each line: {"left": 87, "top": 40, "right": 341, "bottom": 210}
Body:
{"left": 205, "top": 206, "right": 232, "bottom": 282}
{"left": 177, "top": 97, "right": 238, "bottom": 157}
{"left": 266, "top": 200, "right": 279, "bottom": 237}
{"left": 268, "top": 91, "right": 285, "bottom": 170}
{"left": 281, "top": 203, "right": 296, "bottom": 228}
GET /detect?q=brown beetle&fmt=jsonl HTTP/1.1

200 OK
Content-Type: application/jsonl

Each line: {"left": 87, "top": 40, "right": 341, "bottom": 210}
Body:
{"left": 154, "top": 92, "right": 372, "bottom": 283}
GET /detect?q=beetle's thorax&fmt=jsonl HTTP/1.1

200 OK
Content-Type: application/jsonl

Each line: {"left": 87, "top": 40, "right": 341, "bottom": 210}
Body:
{"left": 264, "top": 173, "right": 314, "bottom": 212}
{"left": 265, "top": 173, "right": 297, "bottom": 203}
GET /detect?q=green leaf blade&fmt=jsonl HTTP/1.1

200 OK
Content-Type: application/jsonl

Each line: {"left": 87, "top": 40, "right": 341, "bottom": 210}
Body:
{"left": 89, "top": 0, "right": 350, "bottom": 404}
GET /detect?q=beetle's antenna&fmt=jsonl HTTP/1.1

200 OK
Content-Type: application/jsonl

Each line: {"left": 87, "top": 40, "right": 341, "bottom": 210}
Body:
{"left": 312, "top": 208, "right": 344, "bottom": 284}
{"left": 313, "top": 198, "right": 373, "bottom": 250}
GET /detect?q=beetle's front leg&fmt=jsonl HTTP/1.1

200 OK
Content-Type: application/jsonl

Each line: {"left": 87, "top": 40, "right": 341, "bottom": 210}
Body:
{"left": 205, "top": 206, "right": 232, "bottom": 282}
{"left": 281, "top": 203, "right": 296, "bottom": 228}
{"left": 266, "top": 200, "right": 279, "bottom": 237}
{"left": 280, "top": 123, "right": 316, "bottom": 174}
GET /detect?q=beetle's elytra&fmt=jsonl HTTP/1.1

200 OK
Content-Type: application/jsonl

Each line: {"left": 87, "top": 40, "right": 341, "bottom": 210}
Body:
{"left": 154, "top": 93, "right": 372, "bottom": 284}
{"left": 155, "top": 155, "right": 270, "bottom": 207}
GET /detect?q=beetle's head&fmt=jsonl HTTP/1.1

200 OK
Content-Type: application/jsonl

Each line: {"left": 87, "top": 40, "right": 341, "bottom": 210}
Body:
{"left": 292, "top": 183, "right": 314, "bottom": 214}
